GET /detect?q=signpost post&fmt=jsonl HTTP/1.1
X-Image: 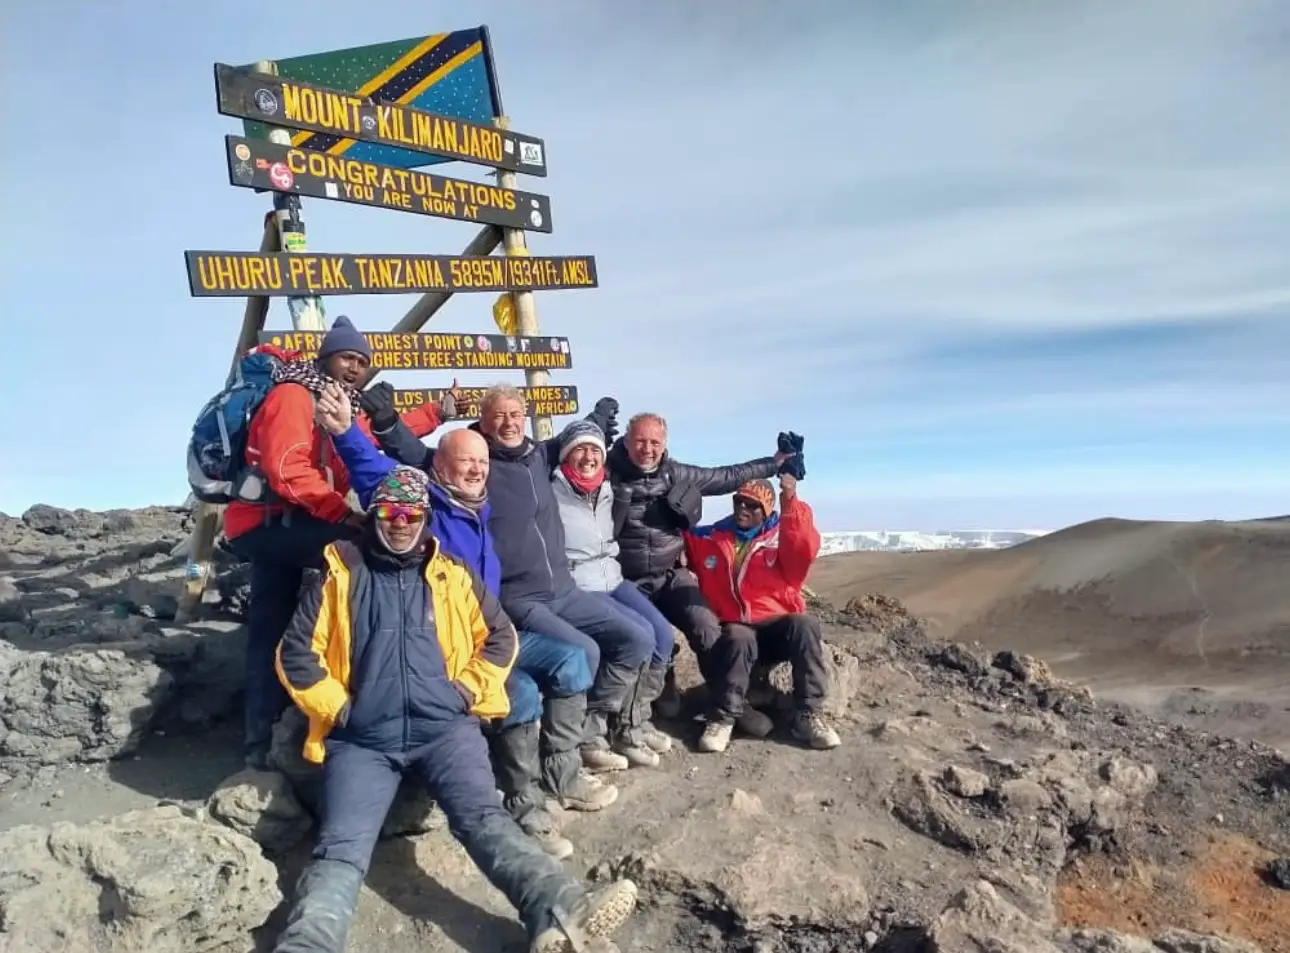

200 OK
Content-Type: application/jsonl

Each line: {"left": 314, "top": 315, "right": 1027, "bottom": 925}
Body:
{"left": 176, "top": 28, "right": 595, "bottom": 618}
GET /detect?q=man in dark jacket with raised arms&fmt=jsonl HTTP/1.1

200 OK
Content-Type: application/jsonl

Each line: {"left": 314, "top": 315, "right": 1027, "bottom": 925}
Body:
{"left": 606, "top": 411, "right": 795, "bottom": 721}
{"left": 271, "top": 465, "right": 637, "bottom": 953}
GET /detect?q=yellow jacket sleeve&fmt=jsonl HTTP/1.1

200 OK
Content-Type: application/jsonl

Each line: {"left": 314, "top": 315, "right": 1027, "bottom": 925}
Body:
{"left": 275, "top": 569, "right": 351, "bottom": 723}
{"left": 452, "top": 566, "right": 518, "bottom": 720}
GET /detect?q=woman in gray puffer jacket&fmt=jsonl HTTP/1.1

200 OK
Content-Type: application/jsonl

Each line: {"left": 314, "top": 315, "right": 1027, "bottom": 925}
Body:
{"left": 553, "top": 420, "right": 676, "bottom": 768}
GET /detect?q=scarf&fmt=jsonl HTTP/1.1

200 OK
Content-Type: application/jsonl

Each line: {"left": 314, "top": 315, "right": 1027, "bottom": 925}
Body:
{"left": 428, "top": 468, "right": 488, "bottom": 514}
{"left": 272, "top": 359, "right": 363, "bottom": 416}
{"left": 561, "top": 462, "right": 605, "bottom": 496}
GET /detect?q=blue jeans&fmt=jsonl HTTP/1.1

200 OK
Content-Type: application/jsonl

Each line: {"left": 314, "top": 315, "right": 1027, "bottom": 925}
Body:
{"left": 507, "top": 587, "right": 653, "bottom": 711}
{"left": 500, "top": 630, "right": 594, "bottom": 729}
{"left": 609, "top": 580, "right": 675, "bottom": 665}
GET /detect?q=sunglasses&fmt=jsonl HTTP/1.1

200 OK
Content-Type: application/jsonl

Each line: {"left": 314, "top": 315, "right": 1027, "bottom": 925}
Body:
{"left": 733, "top": 496, "right": 763, "bottom": 511}
{"left": 374, "top": 503, "right": 427, "bottom": 522}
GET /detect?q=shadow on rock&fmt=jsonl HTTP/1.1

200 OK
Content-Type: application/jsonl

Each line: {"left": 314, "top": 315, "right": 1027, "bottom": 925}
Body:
{"left": 367, "top": 836, "right": 528, "bottom": 952}
{"left": 105, "top": 722, "right": 245, "bottom": 802}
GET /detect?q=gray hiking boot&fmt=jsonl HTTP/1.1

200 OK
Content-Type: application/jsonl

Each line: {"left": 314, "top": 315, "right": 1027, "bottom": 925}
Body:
{"left": 641, "top": 722, "right": 673, "bottom": 754}
{"left": 653, "top": 662, "right": 682, "bottom": 720}
{"left": 521, "top": 807, "right": 574, "bottom": 861}
{"left": 792, "top": 710, "right": 841, "bottom": 750}
{"left": 530, "top": 879, "right": 639, "bottom": 953}
{"left": 612, "top": 729, "right": 661, "bottom": 768}
{"left": 635, "top": 661, "right": 673, "bottom": 753}
{"left": 556, "top": 770, "right": 619, "bottom": 812}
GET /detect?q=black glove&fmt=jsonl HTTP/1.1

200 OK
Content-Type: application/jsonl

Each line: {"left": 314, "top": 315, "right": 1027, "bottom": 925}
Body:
{"left": 594, "top": 396, "right": 620, "bottom": 444}
{"left": 777, "top": 431, "right": 807, "bottom": 480}
{"left": 359, "top": 382, "right": 398, "bottom": 431}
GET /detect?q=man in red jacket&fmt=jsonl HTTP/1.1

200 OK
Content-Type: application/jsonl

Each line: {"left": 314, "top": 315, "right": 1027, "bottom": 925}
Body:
{"left": 224, "top": 316, "right": 445, "bottom": 768}
{"left": 683, "top": 474, "right": 841, "bottom": 755}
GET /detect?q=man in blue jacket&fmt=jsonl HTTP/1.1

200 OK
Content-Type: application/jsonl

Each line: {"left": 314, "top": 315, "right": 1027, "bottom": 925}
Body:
{"left": 316, "top": 385, "right": 617, "bottom": 854}
{"left": 368, "top": 384, "right": 655, "bottom": 774}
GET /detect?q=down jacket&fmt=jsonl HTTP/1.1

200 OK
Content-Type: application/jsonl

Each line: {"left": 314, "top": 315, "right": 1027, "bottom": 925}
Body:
{"left": 684, "top": 495, "right": 821, "bottom": 624}
{"left": 604, "top": 440, "right": 779, "bottom": 585}
{"left": 552, "top": 470, "right": 622, "bottom": 593}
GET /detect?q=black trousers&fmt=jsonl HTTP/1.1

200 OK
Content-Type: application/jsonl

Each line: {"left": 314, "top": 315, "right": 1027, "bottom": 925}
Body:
{"left": 646, "top": 570, "right": 828, "bottom": 721}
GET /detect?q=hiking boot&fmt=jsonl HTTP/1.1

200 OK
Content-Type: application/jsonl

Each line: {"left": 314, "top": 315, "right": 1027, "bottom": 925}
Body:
{"left": 520, "top": 807, "right": 574, "bottom": 862}
{"left": 555, "top": 770, "right": 619, "bottom": 812}
{"left": 581, "top": 710, "right": 629, "bottom": 772}
{"left": 736, "top": 707, "right": 774, "bottom": 739}
{"left": 530, "top": 879, "right": 639, "bottom": 953}
{"left": 612, "top": 733, "right": 661, "bottom": 768}
{"left": 698, "top": 719, "right": 734, "bottom": 753}
{"left": 641, "top": 722, "right": 673, "bottom": 754}
{"left": 792, "top": 710, "right": 841, "bottom": 750}
{"left": 273, "top": 858, "right": 363, "bottom": 953}
{"left": 581, "top": 743, "right": 629, "bottom": 773}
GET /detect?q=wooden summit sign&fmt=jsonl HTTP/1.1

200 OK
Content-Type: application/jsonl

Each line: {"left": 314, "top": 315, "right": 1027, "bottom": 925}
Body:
{"left": 214, "top": 63, "right": 548, "bottom": 175}
{"left": 225, "top": 136, "right": 553, "bottom": 231}
{"left": 186, "top": 251, "right": 598, "bottom": 296}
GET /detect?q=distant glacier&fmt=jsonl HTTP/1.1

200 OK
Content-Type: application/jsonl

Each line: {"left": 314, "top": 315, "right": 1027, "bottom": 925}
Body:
{"left": 819, "top": 529, "right": 1049, "bottom": 555}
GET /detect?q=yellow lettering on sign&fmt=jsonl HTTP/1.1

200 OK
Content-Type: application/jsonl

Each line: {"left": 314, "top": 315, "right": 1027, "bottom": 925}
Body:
{"left": 196, "top": 254, "right": 285, "bottom": 292}
{"left": 282, "top": 83, "right": 362, "bottom": 133}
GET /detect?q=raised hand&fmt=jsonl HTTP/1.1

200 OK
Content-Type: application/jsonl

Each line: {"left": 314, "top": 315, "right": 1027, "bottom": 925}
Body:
{"left": 316, "top": 382, "right": 353, "bottom": 435}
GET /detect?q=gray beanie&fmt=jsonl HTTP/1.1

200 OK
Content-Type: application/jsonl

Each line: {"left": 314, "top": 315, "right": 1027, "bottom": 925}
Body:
{"left": 558, "top": 419, "right": 607, "bottom": 462}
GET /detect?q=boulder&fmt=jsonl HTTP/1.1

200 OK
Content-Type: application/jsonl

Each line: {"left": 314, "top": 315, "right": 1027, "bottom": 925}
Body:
{"left": 929, "top": 880, "right": 1063, "bottom": 953}
{"left": 0, "top": 805, "right": 280, "bottom": 953}
{"left": 207, "top": 767, "right": 313, "bottom": 852}
{"left": 0, "top": 646, "right": 173, "bottom": 769}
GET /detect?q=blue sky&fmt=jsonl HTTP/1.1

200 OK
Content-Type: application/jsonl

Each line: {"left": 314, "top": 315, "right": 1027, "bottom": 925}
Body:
{"left": 3, "top": 0, "right": 1288, "bottom": 531}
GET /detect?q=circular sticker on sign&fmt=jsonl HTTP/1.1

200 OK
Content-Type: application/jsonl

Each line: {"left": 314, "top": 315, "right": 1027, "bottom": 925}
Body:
{"left": 464, "top": 336, "right": 474, "bottom": 348}
{"left": 530, "top": 210, "right": 544, "bottom": 228}
{"left": 360, "top": 114, "right": 376, "bottom": 131}
{"left": 550, "top": 339, "right": 560, "bottom": 351}
{"left": 253, "top": 88, "right": 279, "bottom": 115}
{"left": 704, "top": 556, "right": 718, "bottom": 569}
{"left": 234, "top": 143, "right": 251, "bottom": 161}
{"left": 477, "top": 336, "right": 491, "bottom": 352}
{"left": 269, "top": 162, "right": 294, "bottom": 190}
{"left": 283, "top": 232, "right": 306, "bottom": 252}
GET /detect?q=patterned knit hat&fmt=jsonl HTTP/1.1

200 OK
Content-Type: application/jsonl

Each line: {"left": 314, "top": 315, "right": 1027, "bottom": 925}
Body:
{"left": 558, "top": 419, "right": 607, "bottom": 462}
{"left": 371, "top": 466, "right": 430, "bottom": 508}
{"left": 733, "top": 479, "right": 776, "bottom": 516}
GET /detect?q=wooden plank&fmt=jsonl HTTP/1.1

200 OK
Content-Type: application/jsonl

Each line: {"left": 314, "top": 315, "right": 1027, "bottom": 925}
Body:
{"left": 392, "top": 384, "right": 579, "bottom": 419}
{"left": 215, "top": 63, "right": 548, "bottom": 175}
{"left": 258, "top": 329, "right": 572, "bottom": 371}
{"left": 184, "top": 250, "right": 597, "bottom": 297}
{"left": 224, "top": 136, "right": 553, "bottom": 232}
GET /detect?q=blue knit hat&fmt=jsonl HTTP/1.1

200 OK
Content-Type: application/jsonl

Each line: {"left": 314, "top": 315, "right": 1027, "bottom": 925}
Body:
{"left": 317, "top": 315, "right": 372, "bottom": 361}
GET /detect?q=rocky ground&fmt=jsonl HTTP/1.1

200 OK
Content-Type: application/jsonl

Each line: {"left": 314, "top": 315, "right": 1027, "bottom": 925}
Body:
{"left": 2, "top": 505, "right": 1288, "bottom": 952}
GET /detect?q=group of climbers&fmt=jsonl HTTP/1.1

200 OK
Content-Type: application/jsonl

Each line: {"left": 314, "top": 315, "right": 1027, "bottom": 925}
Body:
{"left": 212, "top": 316, "right": 838, "bottom": 953}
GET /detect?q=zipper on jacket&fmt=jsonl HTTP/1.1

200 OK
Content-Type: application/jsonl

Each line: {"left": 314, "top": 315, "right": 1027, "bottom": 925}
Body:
{"left": 731, "top": 536, "right": 771, "bottom": 624}
{"left": 526, "top": 467, "right": 556, "bottom": 587}
{"left": 398, "top": 570, "right": 410, "bottom": 751}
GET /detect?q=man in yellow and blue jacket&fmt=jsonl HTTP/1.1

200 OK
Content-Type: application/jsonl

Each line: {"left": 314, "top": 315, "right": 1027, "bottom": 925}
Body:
{"left": 271, "top": 465, "right": 637, "bottom": 953}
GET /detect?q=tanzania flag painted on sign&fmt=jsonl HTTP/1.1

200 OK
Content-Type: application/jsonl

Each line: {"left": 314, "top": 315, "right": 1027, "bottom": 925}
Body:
{"left": 240, "top": 29, "right": 501, "bottom": 170}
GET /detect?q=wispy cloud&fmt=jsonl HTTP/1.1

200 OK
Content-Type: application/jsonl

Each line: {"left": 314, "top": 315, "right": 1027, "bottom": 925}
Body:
{"left": 2, "top": 0, "right": 1286, "bottom": 529}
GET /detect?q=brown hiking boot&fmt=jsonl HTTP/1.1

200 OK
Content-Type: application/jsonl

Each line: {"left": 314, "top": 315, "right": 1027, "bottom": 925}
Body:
{"left": 792, "top": 710, "right": 841, "bottom": 750}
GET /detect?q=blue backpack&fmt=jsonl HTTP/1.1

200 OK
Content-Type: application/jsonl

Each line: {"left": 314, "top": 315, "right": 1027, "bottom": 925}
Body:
{"left": 186, "top": 351, "right": 283, "bottom": 505}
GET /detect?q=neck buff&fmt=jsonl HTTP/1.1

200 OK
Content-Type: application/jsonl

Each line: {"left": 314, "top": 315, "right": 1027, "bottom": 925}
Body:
{"left": 561, "top": 461, "right": 606, "bottom": 496}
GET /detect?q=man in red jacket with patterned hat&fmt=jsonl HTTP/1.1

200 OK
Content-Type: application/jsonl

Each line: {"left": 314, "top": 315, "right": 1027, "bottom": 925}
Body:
{"left": 223, "top": 315, "right": 446, "bottom": 768}
{"left": 683, "top": 473, "right": 841, "bottom": 755}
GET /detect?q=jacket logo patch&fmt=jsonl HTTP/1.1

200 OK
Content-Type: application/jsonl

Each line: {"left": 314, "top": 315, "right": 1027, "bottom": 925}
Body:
{"left": 704, "top": 555, "right": 718, "bottom": 569}
{"left": 765, "top": 552, "right": 777, "bottom": 567}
